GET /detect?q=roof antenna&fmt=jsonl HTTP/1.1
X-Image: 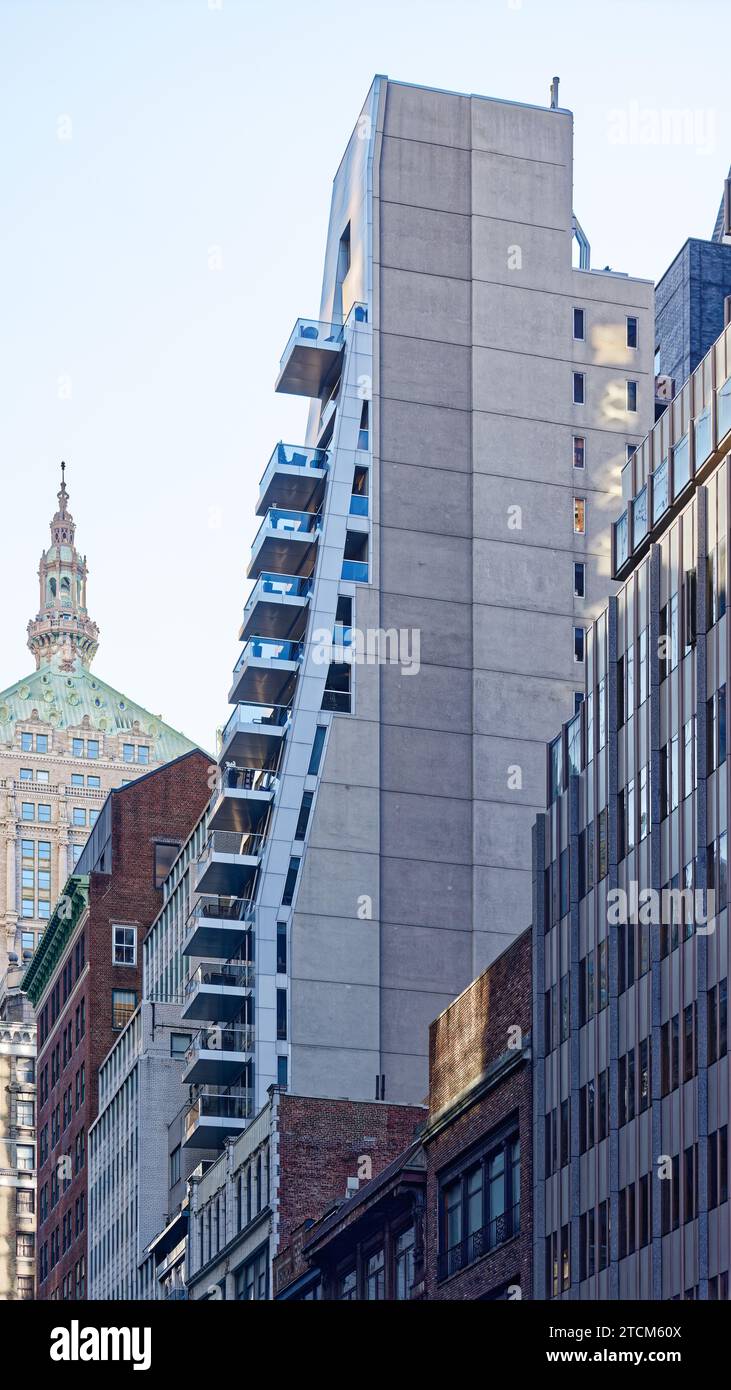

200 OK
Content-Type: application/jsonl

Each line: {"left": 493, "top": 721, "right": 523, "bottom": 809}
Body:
{"left": 550, "top": 76, "right": 560, "bottom": 110}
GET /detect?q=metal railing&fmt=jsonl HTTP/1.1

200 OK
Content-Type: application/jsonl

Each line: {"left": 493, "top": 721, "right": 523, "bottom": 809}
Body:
{"left": 199, "top": 831, "right": 264, "bottom": 861}
{"left": 187, "top": 1026, "right": 255, "bottom": 1062}
{"left": 183, "top": 1089, "right": 254, "bottom": 1138}
{"left": 437, "top": 1203, "right": 520, "bottom": 1282}
{"left": 260, "top": 441, "right": 329, "bottom": 485}
{"left": 279, "top": 318, "right": 344, "bottom": 370}
{"left": 217, "top": 766, "right": 279, "bottom": 794}
{"left": 233, "top": 637, "right": 303, "bottom": 673}
{"left": 220, "top": 702, "right": 291, "bottom": 749}
{"left": 188, "top": 895, "right": 256, "bottom": 924}
{"left": 251, "top": 506, "right": 322, "bottom": 552}
{"left": 185, "top": 962, "right": 255, "bottom": 995}
{"left": 245, "top": 572, "right": 313, "bottom": 605}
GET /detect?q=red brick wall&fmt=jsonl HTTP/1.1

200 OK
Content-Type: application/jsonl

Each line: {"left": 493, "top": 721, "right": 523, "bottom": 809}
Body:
{"left": 36, "top": 750, "right": 210, "bottom": 1300}
{"left": 276, "top": 1093, "right": 425, "bottom": 1253}
{"left": 424, "top": 929, "right": 533, "bottom": 1301}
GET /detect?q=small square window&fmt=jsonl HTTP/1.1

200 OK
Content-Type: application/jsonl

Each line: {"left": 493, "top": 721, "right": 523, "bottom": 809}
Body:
{"left": 112, "top": 989, "right": 137, "bottom": 1030}
{"left": 627, "top": 316, "right": 638, "bottom": 349}
{"left": 573, "top": 497, "right": 586, "bottom": 535}
{"left": 36, "top": 770, "right": 49, "bottom": 783}
{"left": 573, "top": 372, "right": 585, "bottom": 405}
{"left": 87, "top": 776, "right": 101, "bottom": 789}
{"left": 574, "top": 562, "right": 586, "bottom": 598}
{"left": 627, "top": 380, "right": 638, "bottom": 413}
{"left": 170, "top": 1033, "right": 190, "bottom": 1059}
{"left": 19, "top": 768, "right": 33, "bottom": 782}
{"left": 573, "top": 307, "right": 585, "bottom": 341}
{"left": 71, "top": 773, "right": 84, "bottom": 786}
{"left": 573, "top": 435, "right": 585, "bottom": 469}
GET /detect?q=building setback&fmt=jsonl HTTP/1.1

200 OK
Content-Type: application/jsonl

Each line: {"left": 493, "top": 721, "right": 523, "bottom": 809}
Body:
{"left": 186, "top": 1090, "right": 425, "bottom": 1300}
{"left": 655, "top": 173, "right": 731, "bottom": 403}
{"left": 274, "top": 929, "right": 532, "bottom": 1300}
{"left": 534, "top": 315, "right": 731, "bottom": 1300}
{"left": 23, "top": 749, "right": 210, "bottom": 1301}
{"left": 189, "top": 74, "right": 653, "bottom": 1155}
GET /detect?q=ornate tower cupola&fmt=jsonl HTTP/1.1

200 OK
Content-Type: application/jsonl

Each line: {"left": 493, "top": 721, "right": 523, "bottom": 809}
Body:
{"left": 27, "top": 463, "right": 100, "bottom": 672}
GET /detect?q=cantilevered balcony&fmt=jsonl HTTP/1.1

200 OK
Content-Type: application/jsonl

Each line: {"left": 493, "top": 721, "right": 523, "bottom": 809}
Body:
{"left": 257, "top": 442, "right": 329, "bottom": 516}
{"left": 247, "top": 507, "right": 321, "bottom": 582}
{"left": 228, "top": 636, "right": 302, "bottom": 708}
{"left": 209, "top": 767, "right": 278, "bottom": 835}
{"left": 182, "top": 1025, "right": 255, "bottom": 1085}
{"left": 194, "top": 830, "right": 264, "bottom": 896}
{"left": 182, "top": 1088, "right": 253, "bottom": 1148}
{"left": 218, "top": 701, "right": 290, "bottom": 768}
{"left": 241, "top": 572, "right": 312, "bottom": 642}
{"left": 275, "top": 318, "right": 344, "bottom": 398}
{"left": 183, "top": 895, "right": 254, "bottom": 959}
{"left": 181, "top": 960, "right": 255, "bottom": 1024}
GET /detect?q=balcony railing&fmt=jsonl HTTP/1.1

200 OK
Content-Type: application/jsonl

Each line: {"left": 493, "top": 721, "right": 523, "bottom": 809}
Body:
{"left": 259, "top": 441, "right": 329, "bottom": 486}
{"left": 185, "top": 961, "right": 254, "bottom": 996}
{"left": 188, "top": 894, "right": 255, "bottom": 924}
{"left": 251, "top": 506, "right": 322, "bottom": 550}
{"left": 233, "top": 637, "right": 303, "bottom": 673}
{"left": 247, "top": 572, "right": 313, "bottom": 603}
{"left": 183, "top": 1089, "right": 253, "bottom": 1143}
{"left": 220, "top": 701, "right": 291, "bottom": 749}
{"left": 218, "top": 766, "right": 279, "bottom": 794}
{"left": 437, "top": 1203, "right": 520, "bottom": 1283}
{"left": 199, "top": 830, "right": 264, "bottom": 862}
{"left": 186, "top": 1026, "right": 255, "bottom": 1065}
{"left": 341, "top": 559, "right": 368, "bottom": 582}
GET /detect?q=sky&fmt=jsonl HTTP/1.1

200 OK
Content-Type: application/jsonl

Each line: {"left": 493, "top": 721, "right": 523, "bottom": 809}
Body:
{"left": 0, "top": 0, "right": 729, "bottom": 751}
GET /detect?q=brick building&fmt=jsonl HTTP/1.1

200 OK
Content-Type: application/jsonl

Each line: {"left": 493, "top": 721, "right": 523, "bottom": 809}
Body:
{"left": 23, "top": 749, "right": 210, "bottom": 1300}
{"left": 187, "top": 1088, "right": 425, "bottom": 1300}
{"left": 274, "top": 930, "right": 533, "bottom": 1300}
{"left": 423, "top": 927, "right": 532, "bottom": 1301}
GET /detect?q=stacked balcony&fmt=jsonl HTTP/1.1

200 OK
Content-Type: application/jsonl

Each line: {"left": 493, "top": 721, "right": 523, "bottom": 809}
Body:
{"left": 182, "top": 1024, "right": 255, "bottom": 1085}
{"left": 194, "top": 829, "right": 264, "bottom": 897}
{"left": 228, "top": 636, "right": 302, "bottom": 708}
{"left": 183, "top": 895, "right": 255, "bottom": 959}
{"left": 247, "top": 506, "right": 321, "bottom": 582}
{"left": 181, "top": 959, "right": 254, "bottom": 1024}
{"left": 182, "top": 1086, "right": 253, "bottom": 1148}
{"left": 275, "top": 317, "right": 344, "bottom": 398}
{"left": 241, "top": 572, "right": 312, "bottom": 643}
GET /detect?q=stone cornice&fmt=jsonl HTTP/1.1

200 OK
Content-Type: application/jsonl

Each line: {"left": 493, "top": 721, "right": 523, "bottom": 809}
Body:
{"left": 22, "top": 874, "right": 89, "bottom": 1006}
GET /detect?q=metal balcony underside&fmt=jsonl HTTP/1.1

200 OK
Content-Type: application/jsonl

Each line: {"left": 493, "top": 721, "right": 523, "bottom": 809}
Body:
{"left": 247, "top": 523, "right": 318, "bottom": 583}
{"left": 241, "top": 576, "right": 311, "bottom": 642}
{"left": 208, "top": 781, "right": 275, "bottom": 834}
{"left": 275, "top": 320, "right": 344, "bottom": 398}
{"left": 228, "top": 653, "right": 299, "bottom": 708}
{"left": 219, "top": 706, "right": 289, "bottom": 768}
{"left": 183, "top": 904, "right": 253, "bottom": 960}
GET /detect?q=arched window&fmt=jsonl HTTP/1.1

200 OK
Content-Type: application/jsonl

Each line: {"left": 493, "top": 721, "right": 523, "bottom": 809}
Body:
{"left": 47, "top": 577, "right": 57, "bottom": 601}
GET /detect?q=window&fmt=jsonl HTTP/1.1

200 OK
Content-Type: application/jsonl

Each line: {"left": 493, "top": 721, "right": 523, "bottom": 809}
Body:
{"left": 154, "top": 840, "right": 180, "bottom": 887}
{"left": 21, "top": 732, "right": 33, "bottom": 752}
{"left": 16, "top": 1188, "right": 33, "bottom": 1215}
{"left": 122, "top": 743, "right": 134, "bottom": 762}
{"left": 17, "top": 1100, "right": 34, "bottom": 1128}
{"left": 308, "top": 727, "right": 327, "bottom": 776}
{"left": 87, "top": 739, "right": 99, "bottom": 759}
{"left": 112, "top": 925, "right": 136, "bottom": 965}
{"left": 72, "top": 738, "right": 84, "bottom": 757}
{"left": 72, "top": 844, "right": 83, "bottom": 865}
{"left": 282, "top": 857, "right": 300, "bottom": 907}
{"left": 627, "top": 380, "right": 638, "bottom": 412}
{"left": 365, "top": 1247, "right": 385, "bottom": 1300}
{"left": 294, "top": 792, "right": 313, "bottom": 841}
{"left": 170, "top": 1032, "right": 190, "bottom": 1059}
{"left": 235, "top": 1246, "right": 268, "bottom": 1301}
{"left": 573, "top": 372, "right": 585, "bottom": 405}
{"left": 627, "top": 316, "right": 638, "bottom": 349}
{"left": 170, "top": 1145, "right": 181, "bottom": 1186}
{"left": 89, "top": 810, "right": 99, "bottom": 827}
{"left": 72, "top": 807, "right": 86, "bottom": 826}
{"left": 112, "top": 989, "right": 137, "bottom": 1030}
{"left": 277, "top": 1055, "right": 288, "bottom": 1087}
{"left": 38, "top": 804, "right": 51, "bottom": 823}
{"left": 71, "top": 773, "right": 83, "bottom": 786}
{"left": 438, "top": 1131, "right": 520, "bottom": 1281}
{"left": 276, "top": 988, "right": 287, "bottom": 1041}
{"left": 394, "top": 1226, "right": 415, "bottom": 1300}
{"left": 573, "top": 307, "right": 585, "bottom": 340}
{"left": 16, "top": 1233, "right": 35, "bottom": 1260}
{"left": 138, "top": 745, "right": 150, "bottom": 764}
{"left": 574, "top": 497, "right": 586, "bottom": 534}
{"left": 19, "top": 768, "right": 32, "bottom": 781}
{"left": 276, "top": 922, "right": 287, "bottom": 975}
{"left": 37, "top": 734, "right": 48, "bottom": 753}
{"left": 574, "top": 627, "right": 585, "bottom": 663}
{"left": 16, "top": 1145, "right": 34, "bottom": 1171}
{"left": 36, "top": 770, "right": 49, "bottom": 783}
{"left": 574, "top": 562, "right": 585, "bottom": 597}
{"left": 21, "top": 803, "right": 34, "bottom": 821}
{"left": 87, "top": 775, "right": 100, "bottom": 789}
{"left": 573, "top": 435, "right": 585, "bottom": 469}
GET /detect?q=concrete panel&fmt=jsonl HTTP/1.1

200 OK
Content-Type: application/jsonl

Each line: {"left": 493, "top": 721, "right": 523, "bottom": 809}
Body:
{"left": 473, "top": 604, "right": 575, "bottom": 681}
{"left": 320, "top": 713, "right": 380, "bottom": 788}
{"left": 473, "top": 472, "right": 571, "bottom": 548}
{"left": 379, "top": 266, "right": 471, "bottom": 347}
{"left": 473, "top": 409, "right": 628, "bottom": 489}
{"left": 472, "top": 149, "right": 571, "bottom": 231}
{"left": 381, "top": 724, "right": 472, "bottom": 798}
{"left": 472, "top": 215, "right": 570, "bottom": 293}
{"left": 381, "top": 459, "right": 472, "bottom": 538}
{"left": 471, "top": 96, "right": 571, "bottom": 165}
{"left": 380, "top": 201, "right": 471, "bottom": 280}
{"left": 291, "top": 980, "right": 380, "bottom": 1050}
{"left": 380, "top": 332, "right": 471, "bottom": 410}
{"left": 291, "top": 914, "right": 379, "bottom": 987}
{"left": 473, "top": 344, "right": 645, "bottom": 432}
{"left": 473, "top": 864, "right": 533, "bottom": 937}
{"left": 380, "top": 591, "right": 473, "bottom": 670}
{"left": 474, "top": 668, "right": 578, "bottom": 742}
{"left": 379, "top": 135, "right": 471, "bottom": 215}
{"left": 473, "top": 732, "right": 550, "bottom": 806}
{"left": 383, "top": 82, "right": 471, "bottom": 148}
{"left": 380, "top": 660, "right": 472, "bottom": 733}
{"left": 381, "top": 984, "right": 457, "bottom": 1053}
{"left": 292, "top": 1044, "right": 379, "bottom": 1102}
{"left": 380, "top": 856, "right": 472, "bottom": 929}
{"left": 381, "top": 922, "right": 472, "bottom": 995}
{"left": 381, "top": 790, "right": 472, "bottom": 865}
{"left": 307, "top": 782, "right": 381, "bottom": 854}
{"left": 380, "top": 526, "right": 472, "bottom": 602}
{"left": 473, "top": 536, "right": 570, "bottom": 613}
{"left": 378, "top": 1052, "right": 429, "bottom": 1105}
{"left": 296, "top": 846, "right": 379, "bottom": 920}
{"left": 379, "top": 396, "right": 471, "bottom": 472}
{"left": 473, "top": 797, "right": 540, "bottom": 870}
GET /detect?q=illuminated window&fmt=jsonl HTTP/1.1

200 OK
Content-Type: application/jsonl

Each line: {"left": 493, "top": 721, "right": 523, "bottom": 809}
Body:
{"left": 573, "top": 497, "right": 586, "bottom": 535}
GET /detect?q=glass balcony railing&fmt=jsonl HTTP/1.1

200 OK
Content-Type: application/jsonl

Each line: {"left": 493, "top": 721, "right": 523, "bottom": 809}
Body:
{"left": 695, "top": 406, "right": 712, "bottom": 466}
{"left": 260, "top": 441, "right": 329, "bottom": 485}
{"left": 183, "top": 1089, "right": 253, "bottom": 1139}
{"left": 233, "top": 637, "right": 303, "bottom": 673}
{"left": 349, "top": 493, "right": 369, "bottom": 517}
{"left": 718, "top": 375, "right": 731, "bottom": 440}
{"left": 341, "top": 559, "right": 369, "bottom": 582}
{"left": 632, "top": 485, "right": 648, "bottom": 545}
{"left": 221, "top": 702, "right": 291, "bottom": 747}
{"left": 199, "top": 831, "right": 264, "bottom": 863}
{"left": 185, "top": 961, "right": 255, "bottom": 996}
{"left": 279, "top": 318, "right": 344, "bottom": 371}
{"left": 218, "top": 766, "right": 279, "bottom": 795}
{"left": 251, "top": 506, "right": 322, "bottom": 551}
{"left": 248, "top": 572, "right": 313, "bottom": 602}
{"left": 652, "top": 458, "right": 669, "bottom": 521}
{"left": 186, "top": 1026, "right": 255, "bottom": 1065}
{"left": 189, "top": 894, "right": 255, "bottom": 924}
{"left": 672, "top": 433, "right": 690, "bottom": 498}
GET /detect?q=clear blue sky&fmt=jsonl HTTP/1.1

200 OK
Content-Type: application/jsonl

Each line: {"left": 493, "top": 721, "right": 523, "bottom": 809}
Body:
{"left": 1, "top": 0, "right": 729, "bottom": 751}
